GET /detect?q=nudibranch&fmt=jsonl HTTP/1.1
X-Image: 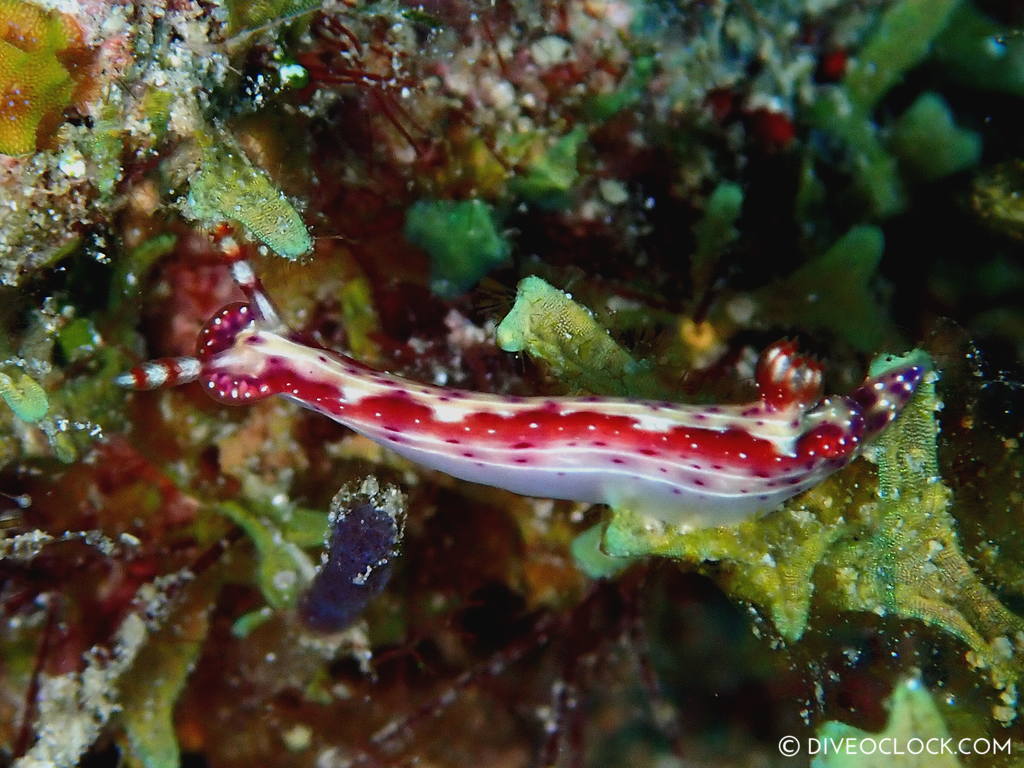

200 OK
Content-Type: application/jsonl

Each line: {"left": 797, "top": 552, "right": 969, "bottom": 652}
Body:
{"left": 117, "top": 236, "right": 926, "bottom": 529}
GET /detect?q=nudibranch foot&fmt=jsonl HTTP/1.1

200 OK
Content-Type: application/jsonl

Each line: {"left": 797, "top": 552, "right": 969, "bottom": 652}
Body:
{"left": 117, "top": 229, "right": 929, "bottom": 530}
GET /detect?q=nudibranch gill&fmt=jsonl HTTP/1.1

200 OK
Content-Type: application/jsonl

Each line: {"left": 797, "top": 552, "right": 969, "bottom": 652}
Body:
{"left": 117, "top": 238, "right": 926, "bottom": 529}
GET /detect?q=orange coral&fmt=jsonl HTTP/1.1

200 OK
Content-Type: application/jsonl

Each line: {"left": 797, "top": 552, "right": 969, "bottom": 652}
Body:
{"left": 0, "top": 0, "right": 90, "bottom": 154}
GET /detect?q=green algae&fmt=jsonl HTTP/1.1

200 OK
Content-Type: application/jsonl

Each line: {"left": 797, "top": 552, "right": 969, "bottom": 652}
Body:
{"left": 571, "top": 523, "right": 634, "bottom": 580}
{"left": 333, "top": 249, "right": 385, "bottom": 364}
{"left": 496, "top": 276, "right": 666, "bottom": 399}
{"left": 808, "top": 0, "right": 961, "bottom": 216}
{"left": 216, "top": 501, "right": 318, "bottom": 610}
{"left": 404, "top": 199, "right": 510, "bottom": 297}
{"left": 889, "top": 93, "right": 981, "bottom": 181}
{"left": 818, "top": 103, "right": 904, "bottom": 216}
{"left": 57, "top": 317, "right": 100, "bottom": 363}
{"left": 509, "top": 127, "right": 587, "bottom": 209}
{"left": 187, "top": 131, "right": 312, "bottom": 259}
{"left": 934, "top": 2, "right": 1024, "bottom": 98}
{"left": 140, "top": 87, "right": 173, "bottom": 139}
{"left": 275, "top": 60, "right": 309, "bottom": 90}
{"left": 757, "top": 226, "right": 890, "bottom": 353}
{"left": 120, "top": 574, "right": 218, "bottom": 768}
{"left": 827, "top": 358, "right": 1024, "bottom": 724}
{"left": 230, "top": 606, "right": 274, "bottom": 639}
{"left": 110, "top": 233, "right": 177, "bottom": 308}
{"left": 0, "top": 369, "right": 47, "bottom": 422}
{"left": 84, "top": 104, "right": 126, "bottom": 202}
{"left": 585, "top": 55, "right": 654, "bottom": 121}
{"left": 14, "top": 287, "right": 136, "bottom": 464}
{"left": 691, "top": 181, "right": 743, "bottom": 300}
{"left": 602, "top": 478, "right": 852, "bottom": 642}
{"left": 842, "top": 0, "right": 960, "bottom": 112}
{"left": 813, "top": 677, "right": 961, "bottom": 768}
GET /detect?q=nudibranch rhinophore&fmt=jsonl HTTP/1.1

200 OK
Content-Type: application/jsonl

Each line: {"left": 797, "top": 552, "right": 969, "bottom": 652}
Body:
{"left": 117, "top": 236, "right": 927, "bottom": 529}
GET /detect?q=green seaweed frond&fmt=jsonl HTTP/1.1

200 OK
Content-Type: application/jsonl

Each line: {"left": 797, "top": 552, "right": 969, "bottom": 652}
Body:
{"left": 404, "top": 199, "right": 510, "bottom": 297}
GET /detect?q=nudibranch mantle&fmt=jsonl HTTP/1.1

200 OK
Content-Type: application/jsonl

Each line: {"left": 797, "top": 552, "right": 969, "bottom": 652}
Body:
{"left": 118, "top": 245, "right": 926, "bottom": 530}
